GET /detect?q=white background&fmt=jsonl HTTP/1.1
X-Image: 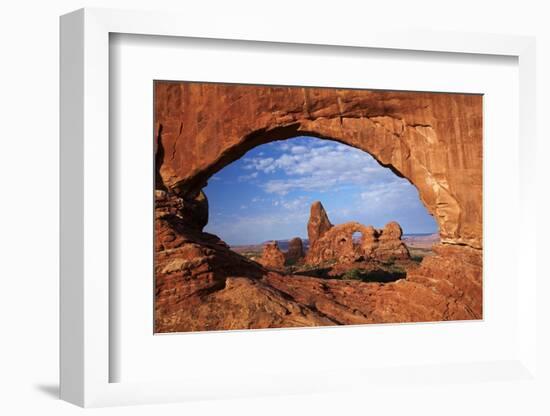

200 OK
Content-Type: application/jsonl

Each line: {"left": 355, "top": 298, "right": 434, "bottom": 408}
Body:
{"left": 1, "top": 1, "right": 548, "bottom": 415}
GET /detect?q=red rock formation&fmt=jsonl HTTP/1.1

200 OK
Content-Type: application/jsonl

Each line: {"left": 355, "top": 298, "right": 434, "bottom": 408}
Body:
{"left": 266, "top": 243, "right": 482, "bottom": 324}
{"left": 376, "top": 222, "right": 411, "bottom": 261}
{"left": 155, "top": 214, "right": 267, "bottom": 332}
{"left": 155, "top": 189, "right": 208, "bottom": 230}
{"left": 153, "top": 81, "right": 483, "bottom": 333}
{"left": 155, "top": 209, "right": 481, "bottom": 332}
{"left": 307, "top": 201, "right": 332, "bottom": 245}
{"left": 155, "top": 82, "right": 482, "bottom": 248}
{"left": 286, "top": 237, "right": 304, "bottom": 264}
{"left": 304, "top": 204, "right": 410, "bottom": 265}
{"left": 258, "top": 241, "right": 286, "bottom": 271}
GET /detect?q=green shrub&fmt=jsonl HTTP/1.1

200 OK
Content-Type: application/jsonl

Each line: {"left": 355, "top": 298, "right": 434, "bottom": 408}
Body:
{"left": 285, "top": 258, "right": 297, "bottom": 266}
{"left": 342, "top": 268, "right": 364, "bottom": 281}
{"left": 341, "top": 266, "right": 406, "bottom": 283}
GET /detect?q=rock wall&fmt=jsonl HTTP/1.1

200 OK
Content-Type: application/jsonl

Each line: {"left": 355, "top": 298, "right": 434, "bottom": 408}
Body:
{"left": 155, "top": 82, "right": 482, "bottom": 248}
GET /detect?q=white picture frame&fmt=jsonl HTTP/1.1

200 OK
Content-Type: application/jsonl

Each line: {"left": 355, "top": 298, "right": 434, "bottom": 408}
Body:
{"left": 60, "top": 7, "right": 538, "bottom": 408}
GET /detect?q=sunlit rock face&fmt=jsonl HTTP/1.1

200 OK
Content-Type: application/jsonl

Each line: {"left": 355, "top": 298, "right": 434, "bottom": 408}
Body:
{"left": 258, "top": 241, "right": 286, "bottom": 271}
{"left": 154, "top": 82, "right": 483, "bottom": 333}
{"left": 155, "top": 82, "right": 482, "bottom": 248}
{"left": 307, "top": 201, "right": 333, "bottom": 245}
{"left": 376, "top": 222, "right": 411, "bottom": 261}
{"left": 304, "top": 201, "right": 410, "bottom": 265}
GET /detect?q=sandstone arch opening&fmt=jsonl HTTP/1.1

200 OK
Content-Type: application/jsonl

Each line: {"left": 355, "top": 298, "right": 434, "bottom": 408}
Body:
{"left": 200, "top": 135, "right": 438, "bottom": 283}
{"left": 154, "top": 81, "right": 483, "bottom": 333}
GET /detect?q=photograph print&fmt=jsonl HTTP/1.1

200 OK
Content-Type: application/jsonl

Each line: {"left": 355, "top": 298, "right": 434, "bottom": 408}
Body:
{"left": 154, "top": 81, "right": 482, "bottom": 333}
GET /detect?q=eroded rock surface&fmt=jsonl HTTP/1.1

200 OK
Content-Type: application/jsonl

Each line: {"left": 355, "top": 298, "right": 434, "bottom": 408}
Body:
{"left": 376, "top": 222, "right": 411, "bottom": 261}
{"left": 258, "top": 241, "right": 286, "bottom": 271}
{"left": 305, "top": 202, "right": 410, "bottom": 265}
{"left": 307, "top": 201, "right": 333, "bottom": 245}
{"left": 155, "top": 203, "right": 481, "bottom": 332}
{"left": 266, "top": 244, "right": 482, "bottom": 324}
{"left": 155, "top": 189, "right": 208, "bottom": 230}
{"left": 155, "top": 82, "right": 482, "bottom": 248}
{"left": 156, "top": 213, "right": 481, "bottom": 332}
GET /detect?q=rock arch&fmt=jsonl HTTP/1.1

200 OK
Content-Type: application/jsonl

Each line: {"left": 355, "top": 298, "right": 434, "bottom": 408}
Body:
{"left": 155, "top": 82, "right": 482, "bottom": 249}
{"left": 154, "top": 82, "right": 483, "bottom": 332}
{"left": 304, "top": 201, "right": 411, "bottom": 265}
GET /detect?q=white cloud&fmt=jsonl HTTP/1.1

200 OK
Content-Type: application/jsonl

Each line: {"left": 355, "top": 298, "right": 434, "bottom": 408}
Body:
{"left": 237, "top": 171, "right": 258, "bottom": 182}
{"left": 279, "top": 196, "right": 311, "bottom": 211}
{"left": 243, "top": 157, "right": 275, "bottom": 173}
{"left": 242, "top": 142, "right": 398, "bottom": 194}
{"left": 204, "top": 139, "right": 434, "bottom": 244}
{"left": 360, "top": 181, "right": 412, "bottom": 203}
{"left": 290, "top": 145, "right": 308, "bottom": 154}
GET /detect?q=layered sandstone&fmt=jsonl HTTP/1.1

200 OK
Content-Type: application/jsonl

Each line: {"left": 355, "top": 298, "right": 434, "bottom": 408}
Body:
{"left": 155, "top": 82, "right": 482, "bottom": 248}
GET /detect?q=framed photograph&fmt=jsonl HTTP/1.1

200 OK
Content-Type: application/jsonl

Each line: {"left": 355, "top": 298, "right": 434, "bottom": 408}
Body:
{"left": 60, "top": 8, "right": 538, "bottom": 408}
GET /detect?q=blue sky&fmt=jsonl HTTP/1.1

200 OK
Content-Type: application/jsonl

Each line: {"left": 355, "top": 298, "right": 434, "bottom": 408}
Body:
{"left": 203, "top": 136, "right": 437, "bottom": 245}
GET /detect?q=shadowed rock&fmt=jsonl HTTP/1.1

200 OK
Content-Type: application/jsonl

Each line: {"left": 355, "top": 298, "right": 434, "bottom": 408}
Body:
{"left": 286, "top": 237, "right": 304, "bottom": 264}
{"left": 155, "top": 189, "right": 208, "bottom": 231}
